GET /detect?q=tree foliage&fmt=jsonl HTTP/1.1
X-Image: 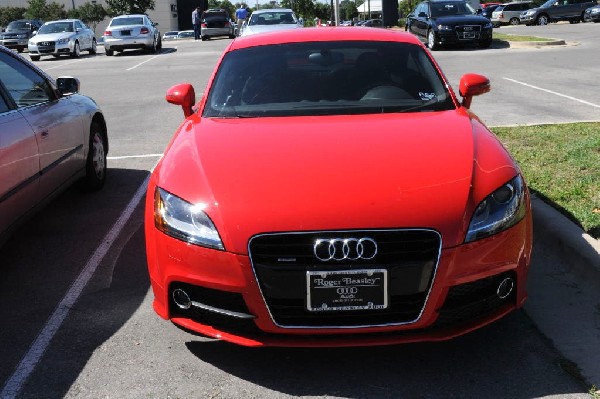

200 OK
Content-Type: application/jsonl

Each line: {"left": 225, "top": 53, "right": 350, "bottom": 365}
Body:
{"left": 208, "top": 0, "right": 235, "bottom": 18}
{"left": 68, "top": 2, "right": 107, "bottom": 32}
{"left": 24, "top": 0, "right": 67, "bottom": 20}
{"left": 0, "top": 7, "right": 27, "bottom": 27}
{"left": 105, "top": 0, "right": 155, "bottom": 16}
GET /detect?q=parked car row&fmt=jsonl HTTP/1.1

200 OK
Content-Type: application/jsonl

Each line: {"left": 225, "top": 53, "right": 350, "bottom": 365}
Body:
{"left": 0, "top": 19, "right": 43, "bottom": 53}
{"left": 487, "top": 0, "right": 598, "bottom": 26}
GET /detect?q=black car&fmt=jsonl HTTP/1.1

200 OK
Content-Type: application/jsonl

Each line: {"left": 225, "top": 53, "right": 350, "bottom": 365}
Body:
{"left": 0, "top": 19, "right": 43, "bottom": 52}
{"left": 406, "top": 0, "right": 493, "bottom": 50}
{"left": 583, "top": 4, "right": 600, "bottom": 21}
{"left": 482, "top": 3, "right": 502, "bottom": 19}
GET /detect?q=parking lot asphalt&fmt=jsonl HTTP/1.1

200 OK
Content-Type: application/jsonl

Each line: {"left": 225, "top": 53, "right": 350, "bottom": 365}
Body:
{"left": 526, "top": 196, "right": 600, "bottom": 388}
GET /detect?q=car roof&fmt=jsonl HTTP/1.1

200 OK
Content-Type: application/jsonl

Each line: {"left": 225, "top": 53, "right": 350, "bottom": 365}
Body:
{"left": 252, "top": 8, "right": 294, "bottom": 13}
{"left": 44, "top": 19, "right": 78, "bottom": 23}
{"left": 230, "top": 27, "right": 422, "bottom": 51}
{"left": 113, "top": 14, "right": 146, "bottom": 18}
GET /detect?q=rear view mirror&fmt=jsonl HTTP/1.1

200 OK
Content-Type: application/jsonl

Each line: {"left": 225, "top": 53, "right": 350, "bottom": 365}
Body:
{"left": 166, "top": 83, "right": 196, "bottom": 118}
{"left": 56, "top": 76, "right": 80, "bottom": 95}
{"left": 459, "top": 73, "right": 490, "bottom": 109}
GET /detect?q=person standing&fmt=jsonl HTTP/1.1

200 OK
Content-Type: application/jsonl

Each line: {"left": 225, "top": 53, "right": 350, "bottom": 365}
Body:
{"left": 235, "top": 4, "right": 248, "bottom": 36}
{"left": 192, "top": 6, "right": 202, "bottom": 40}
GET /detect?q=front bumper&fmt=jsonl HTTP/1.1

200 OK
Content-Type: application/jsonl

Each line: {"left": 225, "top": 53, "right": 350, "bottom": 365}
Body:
{"left": 0, "top": 37, "right": 28, "bottom": 49}
{"left": 520, "top": 15, "right": 537, "bottom": 24}
{"left": 28, "top": 41, "right": 73, "bottom": 56}
{"left": 145, "top": 191, "right": 533, "bottom": 347}
{"left": 436, "top": 28, "right": 493, "bottom": 45}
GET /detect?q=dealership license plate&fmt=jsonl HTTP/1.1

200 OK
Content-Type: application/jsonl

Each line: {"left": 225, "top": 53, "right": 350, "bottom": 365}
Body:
{"left": 121, "top": 30, "right": 131, "bottom": 36}
{"left": 306, "top": 269, "right": 388, "bottom": 312}
{"left": 463, "top": 32, "right": 476, "bottom": 39}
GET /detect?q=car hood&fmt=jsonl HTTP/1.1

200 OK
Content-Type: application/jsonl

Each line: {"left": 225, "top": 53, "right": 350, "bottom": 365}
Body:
{"left": 2, "top": 29, "right": 30, "bottom": 35}
{"left": 432, "top": 15, "right": 491, "bottom": 25}
{"left": 157, "top": 111, "right": 518, "bottom": 252}
{"left": 31, "top": 32, "right": 74, "bottom": 42}
{"left": 242, "top": 24, "right": 301, "bottom": 36}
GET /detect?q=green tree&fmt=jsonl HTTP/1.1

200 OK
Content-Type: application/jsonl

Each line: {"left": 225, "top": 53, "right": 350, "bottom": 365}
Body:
{"left": 105, "top": 0, "right": 155, "bottom": 16}
{"left": 0, "top": 7, "right": 28, "bottom": 27}
{"left": 339, "top": 0, "right": 357, "bottom": 20}
{"left": 399, "top": 0, "right": 418, "bottom": 20}
{"left": 314, "top": 2, "right": 330, "bottom": 20}
{"left": 24, "top": 0, "right": 46, "bottom": 19}
{"left": 68, "top": 2, "right": 107, "bottom": 33}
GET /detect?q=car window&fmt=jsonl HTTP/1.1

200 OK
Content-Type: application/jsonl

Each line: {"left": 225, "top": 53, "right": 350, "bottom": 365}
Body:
{"left": 0, "top": 92, "right": 10, "bottom": 113}
{"left": 0, "top": 52, "right": 54, "bottom": 107}
{"left": 204, "top": 41, "right": 453, "bottom": 118}
{"left": 430, "top": 2, "right": 475, "bottom": 16}
{"left": 38, "top": 22, "right": 74, "bottom": 34}
{"left": 249, "top": 12, "right": 297, "bottom": 25}
{"left": 111, "top": 17, "right": 144, "bottom": 26}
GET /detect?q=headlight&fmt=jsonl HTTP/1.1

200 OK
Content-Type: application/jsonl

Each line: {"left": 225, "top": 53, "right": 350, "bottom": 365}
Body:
{"left": 437, "top": 24, "right": 453, "bottom": 30}
{"left": 29, "top": 41, "right": 35, "bottom": 46}
{"left": 524, "top": 10, "right": 534, "bottom": 16}
{"left": 58, "top": 38, "right": 70, "bottom": 44}
{"left": 465, "top": 175, "right": 527, "bottom": 242}
{"left": 483, "top": 22, "right": 493, "bottom": 29}
{"left": 591, "top": 8, "right": 600, "bottom": 13}
{"left": 154, "top": 187, "right": 224, "bottom": 250}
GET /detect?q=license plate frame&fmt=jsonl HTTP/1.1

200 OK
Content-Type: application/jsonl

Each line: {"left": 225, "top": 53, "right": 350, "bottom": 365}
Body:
{"left": 306, "top": 269, "right": 388, "bottom": 312}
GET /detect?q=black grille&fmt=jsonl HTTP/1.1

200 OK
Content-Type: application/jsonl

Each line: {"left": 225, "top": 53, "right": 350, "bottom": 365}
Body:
{"left": 249, "top": 229, "right": 441, "bottom": 327}
{"left": 434, "top": 271, "right": 516, "bottom": 327}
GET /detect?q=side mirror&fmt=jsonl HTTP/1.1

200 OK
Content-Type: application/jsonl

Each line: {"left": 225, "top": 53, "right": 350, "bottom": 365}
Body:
{"left": 459, "top": 73, "right": 490, "bottom": 109}
{"left": 166, "top": 83, "right": 196, "bottom": 118}
{"left": 32, "top": 30, "right": 37, "bottom": 36}
{"left": 56, "top": 76, "right": 80, "bottom": 95}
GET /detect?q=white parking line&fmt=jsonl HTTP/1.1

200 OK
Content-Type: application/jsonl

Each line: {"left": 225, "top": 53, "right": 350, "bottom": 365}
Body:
{"left": 108, "top": 154, "right": 163, "bottom": 160}
{"left": 0, "top": 175, "right": 151, "bottom": 399}
{"left": 126, "top": 54, "right": 160, "bottom": 71}
{"left": 504, "top": 77, "right": 600, "bottom": 109}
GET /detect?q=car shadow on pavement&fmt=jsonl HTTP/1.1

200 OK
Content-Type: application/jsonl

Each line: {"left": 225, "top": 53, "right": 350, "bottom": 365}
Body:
{"left": 0, "top": 168, "right": 151, "bottom": 397}
{"left": 185, "top": 310, "right": 588, "bottom": 398}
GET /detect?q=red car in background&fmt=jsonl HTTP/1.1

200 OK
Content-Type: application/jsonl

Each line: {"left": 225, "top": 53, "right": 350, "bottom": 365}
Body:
{"left": 145, "top": 28, "right": 533, "bottom": 347}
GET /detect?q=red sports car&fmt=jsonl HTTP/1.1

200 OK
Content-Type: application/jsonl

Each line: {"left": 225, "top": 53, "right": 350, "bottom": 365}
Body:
{"left": 145, "top": 27, "right": 533, "bottom": 347}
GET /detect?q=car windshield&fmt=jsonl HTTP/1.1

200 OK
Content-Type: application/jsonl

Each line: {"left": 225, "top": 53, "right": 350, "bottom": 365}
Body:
{"left": 203, "top": 41, "right": 454, "bottom": 118}
{"left": 248, "top": 11, "right": 297, "bottom": 25}
{"left": 165, "top": 31, "right": 178, "bottom": 35}
{"left": 38, "top": 22, "right": 74, "bottom": 34}
{"left": 7, "top": 21, "right": 31, "bottom": 30}
{"left": 430, "top": 2, "right": 476, "bottom": 16}
{"left": 111, "top": 17, "right": 144, "bottom": 26}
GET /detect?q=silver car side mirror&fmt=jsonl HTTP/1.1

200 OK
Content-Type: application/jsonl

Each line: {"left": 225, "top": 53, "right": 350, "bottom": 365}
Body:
{"left": 56, "top": 77, "right": 81, "bottom": 95}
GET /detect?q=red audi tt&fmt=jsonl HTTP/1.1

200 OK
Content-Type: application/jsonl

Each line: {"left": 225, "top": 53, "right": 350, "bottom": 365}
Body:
{"left": 144, "top": 27, "right": 533, "bottom": 347}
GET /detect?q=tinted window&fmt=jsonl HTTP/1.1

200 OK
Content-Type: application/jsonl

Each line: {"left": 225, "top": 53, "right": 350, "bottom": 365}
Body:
{"left": 0, "top": 93, "right": 10, "bottom": 113}
{"left": 430, "top": 1, "right": 476, "bottom": 16}
{"left": 111, "top": 17, "right": 144, "bottom": 26}
{"left": 0, "top": 52, "right": 54, "bottom": 107}
{"left": 204, "top": 41, "right": 453, "bottom": 118}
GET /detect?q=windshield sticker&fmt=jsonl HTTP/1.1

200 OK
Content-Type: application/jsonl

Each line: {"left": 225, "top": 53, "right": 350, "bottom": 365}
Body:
{"left": 419, "top": 92, "right": 436, "bottom": 101}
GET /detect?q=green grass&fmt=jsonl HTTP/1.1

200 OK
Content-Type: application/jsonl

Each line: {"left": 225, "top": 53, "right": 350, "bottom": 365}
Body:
{"left": 492, "top": 123, "right": 600, "bottom": 238}
{"left": 493, "top": 32, "right": 555, "bottom": 42}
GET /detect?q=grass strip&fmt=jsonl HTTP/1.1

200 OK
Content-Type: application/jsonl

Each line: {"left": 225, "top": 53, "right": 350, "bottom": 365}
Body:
{"left": 493, "top": 32, "right": 556, "bottom": 42}
{"left": 492, "top": 123, "right": 600, "bottom": 238}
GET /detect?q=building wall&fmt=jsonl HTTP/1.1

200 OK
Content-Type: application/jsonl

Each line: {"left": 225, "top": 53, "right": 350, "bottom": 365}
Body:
{"left": 2, "top": 0, "right": 179, "bottom": 36}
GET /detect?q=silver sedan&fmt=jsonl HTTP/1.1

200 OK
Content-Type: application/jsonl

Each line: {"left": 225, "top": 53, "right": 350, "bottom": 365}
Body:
{"left": 27, "top": 19, "right": 97, "bottom": 61}
{"left": 0, "top": 46, "right": 108, "bottom": 245}
{"left": 103, "top": 14, "right": 161, "bottom": 56}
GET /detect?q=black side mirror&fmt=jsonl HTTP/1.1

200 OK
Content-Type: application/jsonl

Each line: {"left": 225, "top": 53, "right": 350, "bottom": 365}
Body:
{"left": 418, "top": 12, "right": 428, "bottom": 17}
{"left": 56, "top": 77, "right": 80, "bottom": 95}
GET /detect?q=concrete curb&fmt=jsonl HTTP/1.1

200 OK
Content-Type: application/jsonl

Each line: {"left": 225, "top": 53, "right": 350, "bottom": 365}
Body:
{"left": 507, "top": 39, "right": 567, "bottom": 47}
{"left": 531, "top": 195, "right": 600, "bottom": 280}
{"left": 524, "top": 195, "right": 600, "bottom": 387}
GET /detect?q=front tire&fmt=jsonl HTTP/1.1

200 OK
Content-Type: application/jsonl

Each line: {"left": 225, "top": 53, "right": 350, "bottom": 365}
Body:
{"left": 70, "top": 41, "right": 80, "bottom": 58}
{"left": 105, "top": 48, "right": 114, "bottom": 56}
{"left": 30, "top": 55, "right": 40, "bottom": 61}
{"left": 89, "top": 39, "right": 97, "bottom": 54}
{"left": 427, "top": 30, "right": 438, "bottom": 50}
{"left": 536, "top": 14, "right": 549, "bottom": 25}
{"left": 80, "top": 121, "right": 107, "bottom": 191}
{"left": 509, "top": 17, "right": 520, "bottom": 25}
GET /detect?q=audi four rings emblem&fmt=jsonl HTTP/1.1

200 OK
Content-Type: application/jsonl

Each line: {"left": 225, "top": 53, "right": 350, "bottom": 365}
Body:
{"left": 313, "top": 238, "right": 378, "bottom": 261}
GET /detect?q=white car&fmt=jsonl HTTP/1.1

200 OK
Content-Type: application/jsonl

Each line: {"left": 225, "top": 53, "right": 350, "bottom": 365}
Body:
{"left": 240, "top": 9, "right": 303, "bottom": 37}
{"left": 104, "top": 14, "right": 161, "bottom": 56}
{"left": 27, "top": 19, "right": 96, "bottom": 61}
{"left": 162, "top": 30, "right": 179, "bottom": 41}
